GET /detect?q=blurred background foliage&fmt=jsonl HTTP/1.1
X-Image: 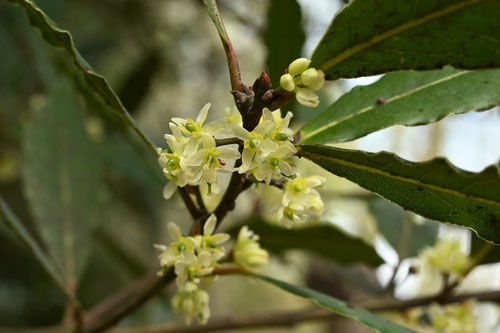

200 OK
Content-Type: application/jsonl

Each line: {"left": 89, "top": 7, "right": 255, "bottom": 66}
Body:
{"left": 0, "top": 0, "right": 499, "bottom": 332}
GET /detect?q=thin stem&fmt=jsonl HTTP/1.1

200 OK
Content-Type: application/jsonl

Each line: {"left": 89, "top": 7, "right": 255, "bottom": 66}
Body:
{"left": 193, "top": 186, "right": 208, "bottom": 216}
{"left": 178, "top": 187, "right": 203, "bottom": 220}
{"left": 109, "top": 289, "right": 500, "bottom": 333}
{"left": 215, "top": 137, "right": 242, "bottom": 146}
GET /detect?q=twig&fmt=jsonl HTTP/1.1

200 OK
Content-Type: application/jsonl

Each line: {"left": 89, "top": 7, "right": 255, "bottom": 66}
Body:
{"left": 215, "top": 137, "right": 242, "bottom": 146}
{"left": 178, "top": 187, "right": 203, "bottom": 220}
{"left": 83, "top": 269, "right": 175, "bottom": 333}
{"left": 110, "top": 289, "right": 500, "bottom": 333}
{"left": 193, "top": 186, "right": 208, "bottom": 216}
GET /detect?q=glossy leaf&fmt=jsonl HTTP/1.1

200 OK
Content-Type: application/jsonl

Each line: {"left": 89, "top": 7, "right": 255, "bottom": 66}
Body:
{"left": 0, "top": 197, "right": 80, "bottom": 307}
{"left": 299, "top": 145, "right": 500, "bottom": 244}
{"left": 9, "top": 0, "right": 157, "bottom": 155}
{"left": 264, "top": 0, "right": 305, "bottom": 88}
{"left": 300, "top": 67, "right": 500, "bottom": 144}
{"left": 369, "top": 197, "right": 439, "bottom": 259}
{"left": 230, "top": 219, "right": 383, "bottom": 266}
{"left": 256, "top": 274, "right": 416, "bottom": 333}
{"left": 470, "top": 234, "right": 500, "bottom": 264}
{"left": 23, "top": 83, "right": 101, "bottom": 285}
{"left": 311, "top": 0, "right": 500, "bottom": 80}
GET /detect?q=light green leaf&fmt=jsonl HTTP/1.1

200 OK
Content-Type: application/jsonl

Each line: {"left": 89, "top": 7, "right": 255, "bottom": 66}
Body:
{"left": 202, "top": 0, "right": 229, "bottom": 44}
{"left": 256, "top": 274, "right": 416, "bottom": 333}
{"left": 264, "top": 0, "right": 305, "bottom": 87}
{"left": 311, "top": 0, "right": 500, "bottom": 80}
{"left": 230, "top": 219, "right": 383, "bottom": 266}
{"left": 23, "top": 83, "right": 101, "bottom": 285}
{"left": 300, "top": 67, "right": 500, "bottom": 144}
{"left": 0, "top": 197, "right": 80, "bottom": 308}
{"left": 369, "top": 198, "right": 439, "bottom": 259}
{"left": 470, "top": 233, "right": 500, "bottom": 264}
{"left": 9, "top": 0, "right": 157, "bottom": 155}
{"left": 299, "top": 145, "right": 500, "bottom": 244}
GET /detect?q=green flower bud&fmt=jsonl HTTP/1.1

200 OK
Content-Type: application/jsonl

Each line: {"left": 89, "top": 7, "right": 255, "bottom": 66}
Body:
{"left": 249, "top": 138, "right": 260, "bottom": 148}
{"left": 167, "top": 156, "right": 180, "bottom": 168}
{"left": 185, "top": 122, "right": 197, "bottom": 133}
{"left": 288, "top": 58, "right": 311, "bottom": 76}
{"left": 280, "top": 73, "right": 295, "bottom": 92}
{"left": 177, "top": 243, "right": 186, "bottom": 252}
{"left": 274, "top": 133, "right": 289, "bottom": 141}
{"left": 270, "top": 157, "right": 280, "bottom": 168}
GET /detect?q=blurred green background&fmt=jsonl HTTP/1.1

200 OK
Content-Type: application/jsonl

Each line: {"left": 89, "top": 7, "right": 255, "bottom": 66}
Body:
{"left": 1, "top": 0, "right": 499, "bottom": 332}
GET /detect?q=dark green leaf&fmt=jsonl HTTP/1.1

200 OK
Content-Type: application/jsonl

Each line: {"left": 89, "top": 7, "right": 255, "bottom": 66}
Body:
{"left": 311, "top": 0, "right": 500, "bottom": 80}
{"left": 0, "top": 197, "right": 80, "bottom": 308}
{"left": 264, "top": 0, "right": 305, "bottom": 87}
{"left": 256, "top": 274, "right": 416, "bottom": 333}
{"left": 300, "top": 67, "right": 500, "bottom": 144}
{"left": 9, "top": 0, "right": 157, "bottom": 155}
{"left": 23, "top": 83, "right": 101, "bottom": 285}
{"left": 299, "top": 145, "right": 500, "bottom": 244}
{"left": 470, "top": 233, "right": 500, "bottom": 264}
{"left": 232, "top": 219, "right": 383, "bottom": 266}
{"left": 369, "top": 197, "right": 439, "bottom": 259}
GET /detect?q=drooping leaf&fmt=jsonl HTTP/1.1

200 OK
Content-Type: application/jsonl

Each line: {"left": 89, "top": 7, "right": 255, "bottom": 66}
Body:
{"left": 230, "top": 219, "right": 383, "bottom": 266}
{"left": 9, "top": 0, "right": 157, "bottom": 155}
{"left": 264, "top": 0, "right": 305, "bottom": 87}
{"left": 0, "top": 197, "right": 80, "bottom": 306}
{"left": 299, "top": 145, "right": 500, "bottom": 244}
{"left": 311, "top": 0, "right": 500, "bottom": 80}
{"left": 300, "top": 67, "right": 500, "bottom": 144}
{"left": 23, "top": 83, "right": 101, "bottom": 285}
{"left": 369, "top": 197, "right": 439, "bottom": 259}
{"left": 470, "top": 233, "right": 500, "bottom": 264}
{"left": 256, "top": 274, "right": 416, "bottom": 333}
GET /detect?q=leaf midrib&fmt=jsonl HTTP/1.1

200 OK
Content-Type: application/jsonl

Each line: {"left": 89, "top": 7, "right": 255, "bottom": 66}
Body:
{"left": 300, "top": 71, "right": 468, "bottom": 142}
{"left": 299, "top": 150, "right": 500, "bottom": 208}
{"left": 319, "top": 0, "right": 484, "bottom": 72}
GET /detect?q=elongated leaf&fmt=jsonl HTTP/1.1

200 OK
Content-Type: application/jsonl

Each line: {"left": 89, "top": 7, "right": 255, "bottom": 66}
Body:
{"left": 312, "top": 0, "right": 500, "bottom": 80}
{"left": 264, "top": 0, "right": 305, "bottom": 87}
{"left": 0, "top": 197, "right": 80, "bottom": 308}
{"left": 470, "top": 234, "right": 500, "bottom": 264}
{"left": 230, "top": 219, "right": 383, "bottom": 266}
{"left": 369, "top": 198, "right": 439, "bottom": 259}
{"left": 256, "top": 274, "right": 416, "bottom": 333}
{"left": 9, "top": 0, "right": 157, "bottom": 155}
{"left": 23, "top": 83, "right": 101, "bottom": 285}
{"left": 300, "top": 67, "right": 500, "bottom": 144}
{"left": 299, "top": 145, "right": 500, "bottom": 244}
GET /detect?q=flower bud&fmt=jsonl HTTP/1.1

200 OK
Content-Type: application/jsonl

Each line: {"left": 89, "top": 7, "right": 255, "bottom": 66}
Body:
{"left": 288, "top": 58, "right": 311, "bottom": 76}
{"left": 301, "top": 68, "right": 325, "bottom": 91}
{"left": 295, "top": 88, "right": 319, "bottom": 107}
{"left": 280, "top": 73, "right": 295, "bottom": 92}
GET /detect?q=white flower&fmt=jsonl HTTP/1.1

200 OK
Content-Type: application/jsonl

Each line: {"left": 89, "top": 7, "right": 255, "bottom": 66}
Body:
{"left": 419, "top": 239, "right": 470, "bottom": 276}
{"left": 174, "top": 250, "right": 219, "bottom": 287}
{"left": 155, "top": 222, "right": 198, "bottom": 274}
{"left": 171, "top": 103, "right": 223, "bottom": 138}
{"left": 172, "top": 282, "right": 210, "bottom": 325}
{"left": 252, "top": 144, "right": 296, "bottom": 184}
{"left": 198, "top": 214, "right": 230, "bottom": 258}
{"left": 234, "top": 226, "right": 269, "bottom": 271}
{"left": 279, "top": 58, "right": 325, "bottom": 108}
{"left": 277, "top": 175, "right": 326, "bottom": 228}
{"left": 184, "top": 133, "right": 240, "bottom": 189}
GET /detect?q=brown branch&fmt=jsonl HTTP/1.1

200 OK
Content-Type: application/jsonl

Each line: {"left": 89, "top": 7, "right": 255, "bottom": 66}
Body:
{"left": 83, "top": 269, "right": 175, "bottom": 333}
{"left": 215, "top": 137, "right": 242, "bottom": 147}
{"left": 177, "top": 187, "right": 202, "bottom": 220}
{"left": 109, "top": 289, "right": 500, "bottom": 333}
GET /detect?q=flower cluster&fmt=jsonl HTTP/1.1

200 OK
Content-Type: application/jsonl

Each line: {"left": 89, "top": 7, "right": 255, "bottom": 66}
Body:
{"left": 419, "top": 239, "right": 471, "bottom": 276}
{"left": 156, "top": 215, "right": 268, "bottom": 325}
{"left": 280, "top": 58, "right": 325, "bottom": 107}
{"left": 158, "top": 103, "right": 240, "bottom": 199}
{"left": 277, "top": 175, "right": 326, "bottom": 228}
{"left": 232, "top": 109, "right": 296, "bottom": 184}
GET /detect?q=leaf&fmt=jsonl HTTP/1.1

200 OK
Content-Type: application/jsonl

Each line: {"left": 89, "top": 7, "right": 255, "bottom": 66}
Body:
{"left": 299, "top": 145, "right": 500, "bottom": 244}
{"left": 256, "top": 274, "right": 416, "bottom": 333}
{"left": 23, "top": 83, "right": 101, "bottom": 285}
{"left": 264, "top": 0, "right": 305, "bottom": 87}
{"left": 202, "top": 0, "right": 230, "bottom": 43}
{"left": 231, "top": 219, "right": 383, "bottom": 266}
{"left": 470, "top": 233, "right": 500, "bottom": 264}
{"left": 0, "top": 196, "right": 80, "bottom": 308}
{"left": 300, "top": 67, "right": 500, "bottom": 144}
{"left": 311, "top": 0, "right": 500, "bottom": 80}
{"left": 369, "top": 197, "right": 439, "bottom": 259}
{"left": 9, "top": 0, "right": 157, "bottom": 155}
